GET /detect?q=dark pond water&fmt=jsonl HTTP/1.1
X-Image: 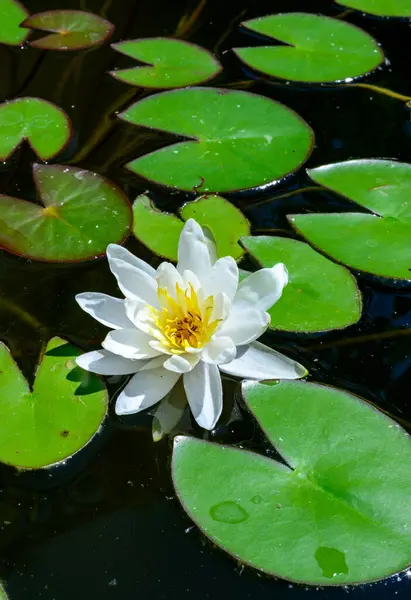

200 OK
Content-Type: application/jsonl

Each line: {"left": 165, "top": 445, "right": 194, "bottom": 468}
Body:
{"left": 1, "top": 0, "right": 411, "bottom": 597}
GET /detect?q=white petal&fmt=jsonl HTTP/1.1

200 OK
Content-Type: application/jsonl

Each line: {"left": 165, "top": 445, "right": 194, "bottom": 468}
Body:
{"left": 203, "top": 225, "right": 217, "bottom": 265}
{"left": 201, "top": 336, "right": 236, "bottom": 365}
{"left": 156, "top": 262, "right": 183, "bottom": 296}
{"left": 76, "top": 349, "right": 146, "bottom": 375}
{"left": 152, "top": 380, "right": 187, "bottom": 442}
{"left": 203, "top": 256, "right": 239, "bottom": 302}
{"left": 115, "top": 367, "right": 180, "bottom": 415}
{"left": 106, "top": 244, "right": 155, "bottom": 277}
{"left": 182, "top": 269, "right": 201, "bottom": 292}
{"left": 107, "top": 249, "right": 158, "bottom": 306}
{"left": 177, "top": 219, "right": 212, "bottom": 281}
{"left": 211, "top": 292, "right": 230, "bottom": 322}
{"left": 219, "top": 341, "right": 307, "bottom": 380}
{"left": 76, "top": 292, "right": 132, "bottom": 330}
{"left": 163, "top": 353, "right": 200, "bottom": 373}
{"left": 102, "top": 328, "right": 162, "bottom": 359}
{"left": 233, "top": 264, "right": 288, "bottom": 312}
{"left": 184, "top": 362, "right": 222, "bottom": 430}
{"left": 218, "top": 307, "right": 270, "bottom": 346}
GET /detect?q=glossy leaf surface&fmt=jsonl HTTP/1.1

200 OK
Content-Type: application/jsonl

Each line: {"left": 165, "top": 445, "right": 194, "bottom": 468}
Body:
{"left": 0, "top": 0, "right": 29, "bottom": 46}
{"left": 336, "top": 0, "right": 411, "bottom": 17}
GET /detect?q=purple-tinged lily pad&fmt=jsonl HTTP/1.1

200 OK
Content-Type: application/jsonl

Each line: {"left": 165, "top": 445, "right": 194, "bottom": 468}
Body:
{"left": 22, "top": 9, "right": 114, "bottom": 51}
{"left": 0, "top": 163, "right": 132, "bottom": 262}
{"left": 110, "top": 38, "right": 222, "bottom": 89}
{"left": 0, "top": 0, "right": 29, "bottom": 46}
{"left": 0, "top": 97, "right": 71, "bottom": 160}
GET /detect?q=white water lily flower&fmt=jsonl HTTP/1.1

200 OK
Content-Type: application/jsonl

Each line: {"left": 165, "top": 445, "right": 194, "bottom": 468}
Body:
{"left": 75, "top": 219, "right": 307, "bottom": 430}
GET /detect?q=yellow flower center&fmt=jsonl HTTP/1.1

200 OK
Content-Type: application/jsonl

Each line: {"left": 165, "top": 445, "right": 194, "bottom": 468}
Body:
{"left": 150, "top": 282, "right": 220, "bottom": 354}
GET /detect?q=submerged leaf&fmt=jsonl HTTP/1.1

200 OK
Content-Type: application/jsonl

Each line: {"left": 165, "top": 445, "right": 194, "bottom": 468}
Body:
{"left": 336, "top": 0, "right": 411, "bottom": 17}
{"left": 242, "top": 236, "right": 361, "bottom": 332}
{"left": 0, "top": 97, "right": 71, "bottom": 160}
{"left": 173, "top": 380, "right": 411, "bottom": 585}
{"left": 234, "top": 13, "right": 383, "bottom": 83}
{"left": 0, "top": 337, "right": 107, "bottom": 469}
{"left": 0, "top": 0, "right": 29, "bottom": 46}
{"left": 22, "top": 9, "right": 114, "bottom": 50}
{"left": 0, "top": 163, "right": 132, "bottom": 262}
{"left": 120, "top": 87, "right": 314, "bottom": 193}
{"left": 111, "top": 38, "right": 221, "bottom": 88}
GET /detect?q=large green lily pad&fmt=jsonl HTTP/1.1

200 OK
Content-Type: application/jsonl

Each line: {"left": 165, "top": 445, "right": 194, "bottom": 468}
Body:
{"left": 0, "top": 163, "right": 132, "bottom": 262}
{"left": 0, "top": 337, "right": 107, "bottom": 469}
{"left": 234, "top": 13, "right": 383, "bottom": 83}
{"left": 110, "top": 38, "right": 221, "bottom": 88}
{"left": 336, "top": 0, "right": 411, "bottom": 17}
{"left": 120, "top": 87, "right": 314, "bottom": 193}
{"left": 0, "top": 0, "right": 29, "bottom": 46}
{"left": 289, "top": 159, "right": 411, "bottom": 280}
{"left": 22, "top": 10, "right": 114, "bottom": 50}
{"left": 0, "top": 97, "right": 71, "bottom": 160}
{"left": 132, "top": 194, "right": 250, "bottom": 260}
{"left": 173, "top": 380, "right": 411, "bottom": 585}
{"left": 241, "top": 236, "right": 361, "bottom": 332}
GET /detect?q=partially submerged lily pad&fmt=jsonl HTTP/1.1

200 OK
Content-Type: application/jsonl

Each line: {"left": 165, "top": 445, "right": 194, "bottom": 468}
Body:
{"left": 0, "top": 163, "right": 132, "bottom": 262}
{"left": 234, "top": 13, "right": 384, "bottom": 83}
{"left": 132, "top": 194, "right": 250, "bottom": 260}
{"left": 336, "top": 0, "right": 411, "bottom": 17}
{"left": 289, "top": 159, "right": 411, "bottom": 279}
{"left": 241, "top": 236, "right": 361, "bottom": 332}
{"left": 173, "top": 380, "right": 411, "bottom": 585}
{"left": 120, "top": 87, "right": 314, "bottom": 193}
{"left": 0, "top": 0, "right": 29, "bottom": 46}
{"left": 110, "top": 38, "right": 222, "bottom": 88}
{"left": 0, "top": 97, "right": 71, "bottom": 160}
{"left": 22, "top": 10, "right": 114, "bottom": 50}
{"left": 0, "top": 337, "right": 107, "bottom": 469}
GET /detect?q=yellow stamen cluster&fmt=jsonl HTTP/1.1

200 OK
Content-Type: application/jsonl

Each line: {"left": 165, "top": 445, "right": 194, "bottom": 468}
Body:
{"left": 151, "top": 283, "right": 219, "bottom": 354}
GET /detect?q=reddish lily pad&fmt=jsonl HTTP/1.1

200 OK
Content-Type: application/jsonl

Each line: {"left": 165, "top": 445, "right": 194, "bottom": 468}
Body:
{"left": 0, "top": 97, "right": 71, "bottom": 161}
{"left": 0, "top": 0, "right": 29, "bottom": 46}
{"left": 0, "top": 164, "right": 132, "bottom": 262}
{"left": 110, "top": 38, "right": 222, "bottom": 89}
{"left": 22, "top": 10, "right": 114, "bottom": 51}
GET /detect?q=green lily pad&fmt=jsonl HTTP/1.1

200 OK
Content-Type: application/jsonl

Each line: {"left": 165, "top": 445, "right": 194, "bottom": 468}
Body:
{"left": 132, "top": 194, "right": 250, "bottom": 260}
{"left": 0, "top": 0, "right": 29, "bottom": 46}
{"left": 120, "top": 87, "right": 314, "bottom": 193}
{"left": 0, "top": 337, "right": 107, "bottom": 469}
{"left": 173, "top": 380, "right": 411, "bottom": 585}
{"left": 234, "top": 13, "right": 383, "bottom": 83}
{"left": 110, "top": 38, "right": 222, "bottom": 89}
{"left": 289, "top": 159, "right": 411, "bottom": 280}
{"left": 336, "top": 0, "right": 411, "bottom": 17}
{"left": 0, "top": 584, "right": 7, "bottom": 600}
{"left": 241, "top": 236, "right": 361, "bottom": 332}
{"left": 0, "top": 163, "right": 132, "bottom": 262}
{"left": 22, "top": 10, "right": 114, "bottom": 50}
{"left": 0, "top": 97, "right": 71, "bottom": 161}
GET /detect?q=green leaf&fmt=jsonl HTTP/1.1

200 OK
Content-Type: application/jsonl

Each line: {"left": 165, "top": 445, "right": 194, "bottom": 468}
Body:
{"left": 241, "top": 236, "right": 361, "bottom": 332}
{"left": 120, "top": 87, "right": 314, "bottom": 193}
{"left": 22, "top": 9, "right": 114, "bottom": 50}
{"left": 336, "top": 0, "right": 411, "bottom": 17}
{"left": 234, "top": 13, "right": 383, "bottom": 83}
{"left": 0, "top": 337, "right": 107, "bottom": 469}
{"left": 0, "top": 584, "right": 7, "bottom": 600}
{"left": 0, "top": 0, "right": 29, "bottom": 46}
{"left": 289, "top": 159, "right": 411, "bottom": 279}
{"left": 132, "top": 194, "right": 250, "bottom": 261}
{"left": 0, "top": 163, "right": 132, "bottom": 262}
{"left": 0, "top": 97, "right": 71, "bottom": 160}
{"left": 110, "top": 38, "right": 221, "bottom": 89}
{"left": 172, "top": 380, "right": 411, "bottom": 585}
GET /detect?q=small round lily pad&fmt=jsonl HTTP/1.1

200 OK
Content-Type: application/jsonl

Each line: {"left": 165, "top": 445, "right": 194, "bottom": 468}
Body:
{"left": 0, "top": 0, "right": 30, "bottom": 46}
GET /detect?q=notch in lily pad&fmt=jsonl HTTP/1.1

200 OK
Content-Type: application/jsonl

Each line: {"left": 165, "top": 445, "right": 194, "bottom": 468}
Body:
{"left": 132, "top": 193, "right": 250, "bottom": 260}
{"left": 22, "top": 9, "right": 114, "bottom": 50}
{"left": 234, "top": 13, "right": 384, "bottom": 83}
{"left": 289, "top": 159, "right": 411, "bottom": 280}
{"left": 0, "top": 337, "right": 107, "bottom": 469}
{"left": 119, "top": 87, "right": 314, "bottom": 193}
{"left": 0, "top": 163, "right": 132, "bottom": 262}
{"left": 110, "top": 38, "right": 222, "bottom": 89}
{"left": 173, "top": 380, "right": 411, "bottom": 585}
{"left": 336, "top": 0, "right": 411, "bottom": 17}
{"left": 241, "top": 236, "right": 362, "bottom": 332}
{"left": 0, "top": 0, "right": 30, "bottom": 46}
{"left": 0, "top": 97, "right": 71, "bottom": 161}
